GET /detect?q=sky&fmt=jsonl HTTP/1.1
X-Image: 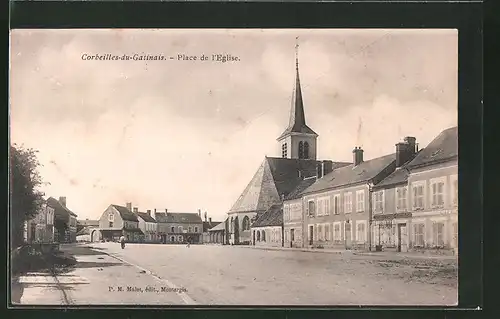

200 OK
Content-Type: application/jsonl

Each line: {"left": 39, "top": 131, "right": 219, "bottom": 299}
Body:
{"left": 10, "top": 29, "right": 458, "bottom": 221}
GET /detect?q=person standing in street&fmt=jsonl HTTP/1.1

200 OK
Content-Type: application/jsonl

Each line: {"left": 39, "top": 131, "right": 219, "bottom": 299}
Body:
{"left": 120, "top": 235, "right": 125, "bottom": 249}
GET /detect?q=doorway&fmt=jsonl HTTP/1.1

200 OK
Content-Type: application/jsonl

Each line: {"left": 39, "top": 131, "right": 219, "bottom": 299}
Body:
{"left": 309, "top": 225, "right": 313, "bottom": 245}
{"left": 397, "top": 223, "right": 408, "bottom": 252}
{"left": 345, "top": 222, "right": 352, "bottom": 249}
{"left": 234, "top": 216, "right": 239, "bottom": 244}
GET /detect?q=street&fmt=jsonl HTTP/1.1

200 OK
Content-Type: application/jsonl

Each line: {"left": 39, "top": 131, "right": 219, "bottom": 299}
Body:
{"left": 13, "top": 243, "right": 458, "bottom": 306}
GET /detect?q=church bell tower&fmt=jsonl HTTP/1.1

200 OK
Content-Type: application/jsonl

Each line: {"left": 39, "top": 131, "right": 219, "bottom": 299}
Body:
{"left": 277, "top": 37, "right": 318, "bottom": 160}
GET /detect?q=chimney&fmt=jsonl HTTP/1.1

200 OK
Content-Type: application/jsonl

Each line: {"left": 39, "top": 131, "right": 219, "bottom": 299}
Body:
{"left": 396, "top": 137, "right": 417, "bottom": 167}
{"left": 126, "top": 202, "right": 132, "bottom": 211}
{"left": 147, "top": 209, "right": 151, "bottom": 216}
{"left": 165, "top": 209, "right": 168, "bottom": 213}
{"left": 352, "top": 147, "right": 364, "bottom": 166}
{"left": 322, "top": 160, "right": 333, "bottom": 177}
{"left": 198, "top": 209, "right": 201, "bottom": 217}
{"left": 133, "top": 207, "right": 138, "bottom": 213}
{"left": 59, "top": 197, "right": 67, "bottom": 207}
{"left": 209, "top": 217, "right": 212, "bottom": 226}
{"left": 204, "top": 211, "right": 207, "bottom": 222}
{"left": 154, "top": 208, "right": 157, "bottom": 214}
{"left": 316, "top": 162, "right": 323, "bottom": 179}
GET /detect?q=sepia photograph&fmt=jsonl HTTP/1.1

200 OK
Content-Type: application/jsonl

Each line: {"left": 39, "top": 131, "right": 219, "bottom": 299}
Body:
{"left": 9, "top": 28, "right": 458, "bottom": 306}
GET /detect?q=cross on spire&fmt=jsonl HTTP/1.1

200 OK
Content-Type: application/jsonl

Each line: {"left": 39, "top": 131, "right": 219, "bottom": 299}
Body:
{"left": 295, "top": 36, "right": 299, "bottom": 70}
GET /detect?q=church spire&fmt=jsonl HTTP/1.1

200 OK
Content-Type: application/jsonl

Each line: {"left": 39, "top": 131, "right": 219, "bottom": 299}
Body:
{"left": 277, "top": 37, "right": 318, "bottom": 141}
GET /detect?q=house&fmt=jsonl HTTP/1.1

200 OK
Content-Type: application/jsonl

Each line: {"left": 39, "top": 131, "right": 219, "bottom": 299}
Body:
{"left": 136, "top": 210, "right": 158, "bottom": 243}
{"left": 76, "top": 219, "right": 101, "bottom": 242}
{"left": 283, "top": 176, "right": 317, "bottom": 248}
{"left": 371, "top": 137, "right": 419, "bottom": 252}
{"left": 251, "top": 204, "right": 284, "bottom": 247}
{"left": 155, "top": 210, "right": 203, "bottom": 244}
{"left": 24, "top": 199, "right": 55, "bottom": 243}
{"left": 47, "top": 196, "right": 78, "bottom": 243}
{"left": 207, "top": 221, "right": 226, "bottom": 244}
{"left": 98, "top": 202, "right": 143, "bottom": 242}
{"left": 201, "top": 211, "right": 221, "bottom": 244}
{"left": 225, "top": 45, "right": 348, "bottom": 245}
{"left": 405, "top": 126, "right": 458, "bottom": 255}
{"left": 300, "top": 148, "right": 397, "bottom": 250}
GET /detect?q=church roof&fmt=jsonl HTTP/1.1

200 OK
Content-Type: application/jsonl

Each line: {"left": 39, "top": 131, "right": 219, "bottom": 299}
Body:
{"left": 228, "top": 157, "right": 319, "bottom": 214}
{"left": 251, "top": 204, "right": 283, "bottom": 228}
{"left": 406, "top": 126, "right": 458, "bottom": 169}
{"left": 277, "top": 47, "right": 318, "bottom": 141}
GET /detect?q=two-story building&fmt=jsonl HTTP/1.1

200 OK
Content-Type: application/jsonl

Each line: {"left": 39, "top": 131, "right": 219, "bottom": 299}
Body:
{"left": 155, "top": 210, "right": 203, "bottom": 244}
{"left": 371, "top": 137, "right": 419, "bottom": 252}
{"left": 405, "top": 126, "right": 458, "bottom": 255}
{"left": 136, "top": 210, "right": 158, "bottom": 243}
{"left": 47, "top": 196, "right": 78, "bottom": 243}
{"left": 300, "top": 148, "right": 397, "bottom": 251}
{"left": 98, "top": 202, "right": 143, "bottom": 242}
{"left": 251, "top": 204, "right": 284, "bottom": 247}
{"left": 24, "top": 199, "right": 55, "bottom": 243}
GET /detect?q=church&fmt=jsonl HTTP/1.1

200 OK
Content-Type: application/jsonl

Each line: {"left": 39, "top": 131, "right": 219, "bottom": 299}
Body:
{"left": 224, "top": 43, "right": 350, "bottom": 245}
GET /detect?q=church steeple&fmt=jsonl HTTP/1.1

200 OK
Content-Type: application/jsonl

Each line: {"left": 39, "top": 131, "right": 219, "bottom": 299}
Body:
{"left": 277, "top": 38, "right": 318, "bottom": 160}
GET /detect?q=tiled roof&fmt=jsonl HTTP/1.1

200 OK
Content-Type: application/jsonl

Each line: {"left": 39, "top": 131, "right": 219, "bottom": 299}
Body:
{"left": 78, "top": 219, "right": 99, "bottom": 226}
{"left": 136, "top": 212, "right": 157, "bottom": 223}
{"left": 373, "top": 168, "right": 410, "bottom": 189}
{"left": 302, "top": 153, "right": 396, "bottom": 195}
{"left": 203, "top": 221, "right": 221, "bottom": 232}
{"left": 208, "top": 222, "right": 225, "bottom": 232}
{"left": 154, "top": 212, "right": 203, "bottom": 224}
{"left": 47, "top": 197, "right": 77, "bottom": 219}
{"left": 251, "top": 204, "right": 283, "bottom": 228}
{"left": 111, "top": 205, "right": 138, "bottom": 222}
{"left": 285, "top": 177, "right": 317, "bottom": 200}
{"left": 407, "top": 126, "right": 458, "bottom": 169}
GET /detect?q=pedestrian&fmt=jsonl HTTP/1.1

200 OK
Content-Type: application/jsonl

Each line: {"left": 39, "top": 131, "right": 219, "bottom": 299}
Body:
{"left": 186, "top": 237, "right": 190, "bottom": 248}
{"left": 120, "top": 235, "right": 126, "bottom": 249}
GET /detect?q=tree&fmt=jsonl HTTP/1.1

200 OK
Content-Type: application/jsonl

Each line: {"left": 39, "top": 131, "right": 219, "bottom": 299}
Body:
{"left": 10, "top": 144, "right": 45, "bottom": 249}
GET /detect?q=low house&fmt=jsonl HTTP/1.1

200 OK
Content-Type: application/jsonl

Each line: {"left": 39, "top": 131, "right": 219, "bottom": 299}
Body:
{"left": 371, "top": 137, "right": 419, "bottom": 252}
{"left": 201, "top": 211, "right": 221, "bottom": 244}
{"left": 24, "top": 199, "right": 55, "bottom": 243}
{"left": 300, "top": 147, "right": 397, "bottom": 251}
{"left": 76, "top": 219, "right": 101, "bottom": 242}
{"left": 98, "top": 202, "right": 143, "bottom": 242}
{"left": 251, "top": 204, "right": 284, "bottom": 247}
{"left": 155, "top": 210, "right": 203, "bottom": 244}
{"left": 47, "top": 196, "right": 78, "bottom": 243}
{"left": 136, "top": 209, "right": 158, "bottom": 243}
{"left": 207, "top": 221, "right": 226, "bottom": 244}
{"left": 406, "top": 126, "right": 458, "bottom": 255}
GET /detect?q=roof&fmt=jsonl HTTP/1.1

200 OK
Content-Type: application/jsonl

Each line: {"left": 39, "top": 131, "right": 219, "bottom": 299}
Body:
{"left": 277, "top": 58, "right": 318, "bottom": 140}
{"left": 136, "top": 212, "right": 157, "bottom": 223}
{"left": 111, "top": 205, "right": 138, "bottom": 222}
{"left": 47, "top": 197, "right": 78, "bottom": 219}
{"left": 407, "top": 126, "right": 458, "bottom": 169}
{"left": 78, "top": 219, "right": 99, "bottom": 227}
{"left": 76, "top": 227, "right": 91, "bottom": 236}
{"left": 251, "top": 204, "right": 283, "bottom": 228}
{"left": 154, "top": 212, "right": 203, "bottom": 224}
{"left": 208, "top": 222, "right": 225, "bottom": 232}
{"left": 302, "top": 153, "right": 397, "bottom": 195}
{"left": 373, "top": 168, "right": 410, "bottom": 189}
{"left": 203, "top": 221, "right": 221, "bottom": 232}
{"left": 285, "top": 177, "right": 317, "bottom": 200}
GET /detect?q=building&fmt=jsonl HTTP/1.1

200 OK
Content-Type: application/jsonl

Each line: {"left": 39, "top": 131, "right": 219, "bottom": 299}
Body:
{"left": 76, "top": 219, "right": 101, "bottom": 242}
{"left": 98, "top": 203, "right": 144, "bottom": 242}
{"left": 208, "top": 222, "right": 226, "bottom": 244}
{"left": 47, "top": 196, "right": 78, "bottom": 243}
{"left": 300, "top": 148, "right": 397, "bottom": 250}
{"left": 136, "top": 210, "right": 158, "bottom": 243}
{"left": 370, "top": 137, "right": 419, "bottom": 252}
{"left": 201, "top": 211, "right": 221, "bottom": 244}
{"left": 155, "top": 210, "right": 203, "bottom": 244}
{"left": 405, "top": 126, "right": 458, "bottom": 255}
{"left": 251, "top": 204, "right": 284, "bottom": 247}
{"left": 225, "top": 43, "right": 348, "bottom": 245}
{"left": 24, "top": 200, "right": 55, "bottom": 243}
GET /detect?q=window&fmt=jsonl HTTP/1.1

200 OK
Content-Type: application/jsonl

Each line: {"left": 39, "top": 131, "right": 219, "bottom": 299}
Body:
{"left": 356, "top": 190, "right": 365, "bottom": 212}
{"left": 282, "top": 143, "right": 288, "bottom": 158}
{"left": 431, "top": 178, "right": 445, "bottom": 208}
{"left": 413, "top": 223, "right": 425, "bottom": 247}
{"left": 451, "top": 175, "right": 458, "bottom": 206}
{"left": 290, "top": 229, "right": 295, "bottom": 241}
{"left": 299, "top": 141, "right": 304, "bottom": 159}
{"left": 171, "top": 226, "right": 175, "bottom": 233}
{"left": 194, "top": 226, "right": 198, "bottom": 233}
{"left": 325, "top": 224, "right": 330, "bottom": 241}
{"left": 396, "top": 187, "right": 408, "bottom": 211}
{"left": 284, "top": 205, "right": 289, "bottom": 221}
{"left": 432, "top": 222, "right": 445, "bottom": 247}
{"left": 317, "top": 197, "right": 330, "bottom": 216}
{"left": 188, "top": 227, "right": 192, "bottom": 233}
{"left": 108, "top": 221, "right": 113, "bottom": 228}
{"left": 333, "top": 195, "right": 341, "bottom": 215}
{"left": 317, "top": 225, "right": 323, "bottom": 241}
{"left": 108, "top": 213, "right": 114, "bottom": 222}
{"left": 356, "top": 222, "right": 366, "bottom": 243}
{"left": 334, "top": 223, "right": 341, "bottom": 241}
{"left": 307, "top": 200, "right": 316, "bottom": 217}
{"left": 412, "top": 182, "right": 425, "bottom": 210}
{"left": 257, "top": 231, "right": 261, "bottom": 241}
{"left": 171, "top": 236, "right": 175, "bottom": 242}
{"left": 178, "top": 235, "right": 183, "bottom": 242}
{"left": 178, "top": 226, "right": 183, "bottom": 233}
{"left": 344, "top": 193, "right": 352, "bottom": 214}
{"left": 374, "top": 191, "right": 384, "bottom": 213}
{"left": 262, "top": 230, "right": 266, "bottom": 242}
{"left": 304, "top": 142, "right": 310, "bottom": 159}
